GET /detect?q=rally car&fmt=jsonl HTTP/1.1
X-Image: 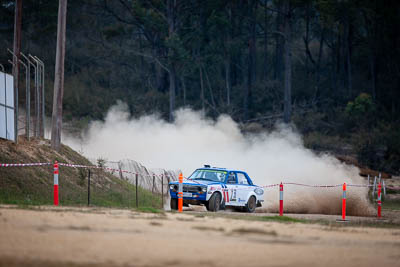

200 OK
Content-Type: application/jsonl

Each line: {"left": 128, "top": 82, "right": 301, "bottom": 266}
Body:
{"left": 169, "top": 166, "right": 264, "bottom": 212}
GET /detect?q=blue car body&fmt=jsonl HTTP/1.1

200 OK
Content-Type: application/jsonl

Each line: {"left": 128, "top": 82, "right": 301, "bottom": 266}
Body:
{"left": 169, "top": 167, "right": 264, "bottom": 212}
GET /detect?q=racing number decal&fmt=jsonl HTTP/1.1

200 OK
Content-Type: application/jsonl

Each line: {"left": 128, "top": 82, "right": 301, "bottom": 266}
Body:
{"left": 230, "top": 189, "right": 237, "bottom": 201}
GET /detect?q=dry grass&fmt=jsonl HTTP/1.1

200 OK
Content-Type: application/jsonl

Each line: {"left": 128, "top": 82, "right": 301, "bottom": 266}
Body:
{"left": 231, "top": 227, "right": 278, "bottom": 236}
{"left": 192, "top": 226, "right": 225, "bottom": 232}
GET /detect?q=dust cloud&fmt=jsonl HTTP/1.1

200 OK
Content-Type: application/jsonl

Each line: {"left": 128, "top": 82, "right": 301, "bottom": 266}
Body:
{"left": 63, "top": 102, "right": 374, "bottom": 216}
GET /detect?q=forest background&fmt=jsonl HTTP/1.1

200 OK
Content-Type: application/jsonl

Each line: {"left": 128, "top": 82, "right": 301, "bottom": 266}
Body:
{"left": 0, "top": 0, "right": 399, "bottom": 174}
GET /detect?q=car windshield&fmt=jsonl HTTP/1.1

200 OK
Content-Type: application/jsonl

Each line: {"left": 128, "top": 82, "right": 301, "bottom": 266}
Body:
{"left": 188, "top": 169, "right": 227, "bottom": 182}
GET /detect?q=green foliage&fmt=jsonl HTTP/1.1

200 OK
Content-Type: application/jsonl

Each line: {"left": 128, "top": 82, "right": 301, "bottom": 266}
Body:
{"left": 383, "top": 200, "right": 400, "bottom": 211}
{"left": 78, "top": 168, "right": 87, "bottom": 187}
{"left": 103, "top": 25, "right": 126, "bottom": 40}
{"left": 97, "top": 157, "right": 106, "bottom": 168}
{"left": 352, "top": 130, "right": 384, "bottom": 170}
{"left": 345, "top": 93, "right": 375, "bottom": 118}
{"left": 1, "top": 0, "right": 399, "bottom": 174}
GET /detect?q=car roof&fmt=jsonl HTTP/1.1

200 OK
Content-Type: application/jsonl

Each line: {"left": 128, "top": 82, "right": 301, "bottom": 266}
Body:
{"left": 196, "top": 167, "right": 247, "bottom": 173}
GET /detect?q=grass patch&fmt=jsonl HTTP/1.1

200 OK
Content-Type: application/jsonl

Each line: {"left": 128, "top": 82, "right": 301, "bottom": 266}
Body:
{"left": 136, "top": 207, "right": 163, "bottom": 213}
{"left": 258, "top": 215, "right": 307, "bottom": 223}
{"left": 68, "top": 225, "right": 91, "bottom": 231}
{"left": 231, "top": 227, "right": 277, "bottom": 236}
{"left": 187, "top": 212, "right": 307, "bottom": 224}
{"left": 149, "top": 221, "right": 163, "bottom": 226}
{"left": 177, "top": 217, "right": 195, "bottom": 222}
{"left": 0, "top": 139, "right": 163, "bottom": 210}
{"left": 383, "top": 200, "right": 400, "bottom": 211}
{"left": 192, "top": 226, "right": 225, "bottom": 232}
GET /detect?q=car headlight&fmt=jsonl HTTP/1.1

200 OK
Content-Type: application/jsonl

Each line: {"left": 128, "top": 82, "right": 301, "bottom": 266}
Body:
{"left": 169, "top": 185, "right": 175, "bottom": 190}
{"left": 254, "top": 188, "right": 264, "bottom": 195}
{"left": 202, "top": 187, "right": 207, "bottom": 192}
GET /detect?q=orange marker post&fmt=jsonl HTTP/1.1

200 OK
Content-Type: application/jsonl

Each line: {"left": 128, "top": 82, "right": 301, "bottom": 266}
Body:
{"left": 53, "top": 161, "right": 59, "bottom": 206}
{"left": 377, "top": 182, "right": 382, "bottom": 218}
{"left": 342, "top": 183, "right": 346, "bottom": 220}
{"left": 178, "top": 173, "right": 183, "bottom": 212}
{"left": 279, "top": 183, "right": 283, "bottom": 216}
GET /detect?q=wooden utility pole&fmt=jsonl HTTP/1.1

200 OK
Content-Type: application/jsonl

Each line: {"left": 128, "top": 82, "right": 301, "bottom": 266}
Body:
{"left": 12, "top": 0, "right": 22, "bottom": 143}
{"left": 51, "top": 0, "right": 67, "bottom": 151}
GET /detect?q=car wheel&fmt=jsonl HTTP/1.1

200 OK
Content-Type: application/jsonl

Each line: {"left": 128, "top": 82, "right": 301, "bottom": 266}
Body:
{"left": 170, "top": 198, "right": 178, "bottom": 210}
{"left": 245, "top": 196, "right": 256, "bottom": 213}
{"left": 208, "top": 192, "right": 221, "bottom": 212}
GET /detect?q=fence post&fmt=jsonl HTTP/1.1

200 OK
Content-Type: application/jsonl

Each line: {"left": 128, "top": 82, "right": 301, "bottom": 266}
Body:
{"left": 87, "top": 169, "right": 91, "bottom": 206}
{"left": 372, "top": 176, "right": 377, "bottom": 197}
{"left": 152, "top": 174, "right": 155, "bottom": 194}
{"left": 135, "top": 173, "right": 138, "bottom": 208}
{"left": 377, "top": 182, "right": 382, "bottom": 218}
{"left": 53, "top": 161, "right": 59, "bottom": 206}
{"left": 342, "top": 183, "right": 346, "bottom": 220}
{"left": 279, "top": 182, "right": 283, "bottom": 216}
{"left": 161, "top": 174, "right": 164, "bottom": 208}
{"left": 382, "top": 180, "right": 386, "bottom": 197}
{"left": 178, "top": 173, "right": 183, "bottom": 212}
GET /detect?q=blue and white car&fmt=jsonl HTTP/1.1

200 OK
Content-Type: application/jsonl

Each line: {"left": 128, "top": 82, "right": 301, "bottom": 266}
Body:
{"left": 169, "top": 166, "right": 264, "bottom": 212}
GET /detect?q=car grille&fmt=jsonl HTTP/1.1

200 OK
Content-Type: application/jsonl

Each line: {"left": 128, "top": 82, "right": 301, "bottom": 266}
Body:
{"left": 183, "top": 185, "right": 202, "bottom": 193}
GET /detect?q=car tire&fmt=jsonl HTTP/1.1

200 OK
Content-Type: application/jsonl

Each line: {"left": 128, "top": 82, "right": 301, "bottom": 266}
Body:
{"left": 207, "top": 192, "right": 221, "bottom": 212}
{"left": 170, "top": 198, "right": 178, "bottom": 210}
{"left": 245, "top": 196, "right": 256, "bottom": 213}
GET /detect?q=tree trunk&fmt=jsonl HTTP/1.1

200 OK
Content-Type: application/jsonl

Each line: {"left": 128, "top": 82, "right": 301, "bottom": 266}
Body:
{"left": 180, "top": 76, "right": 186, "bottom": 106}
{"left": 167, "top": 0, "right": 176, "bottom": 122}
{"left": 274, "top": 1, "right": 284, "bottom": 81}
{"left": 224, "top": 57, "right": 231, "bottom": 107}
{"left": 345, "top": 19, "right": 352, "bottom": 96}
{"left": 369, "top": 54, "right": 376, "bottom": 100}
{"left": 225, "top": 5, "right": 232, "bottom": 107}
{"left": 263, "top": 1, "right": 268, "bottom": 80}
{"left": 314, "top": 29, "right": 324, "bottom": 99}
{"left": 244, "top": 0, "right": 257, "bottom": 120}
{"left": 204, "top": 67, "right": 216, "bottom": 110}
{"left": 283, "top": 0, "right": 292, "bottom": 124}
{"left": 199, "top": 67, "right": 205, "bottom": 116}
{"left": 303, "top": 4, "right": 314, "bottom": 76}
{"left": 168, "top": 64, "right": 176, "bottom": 122}
{"left": 315, "top": 30, "right": 324, "bottom": 85}
{"left": 51, "top": 0, "right": 68, "bottom": 151}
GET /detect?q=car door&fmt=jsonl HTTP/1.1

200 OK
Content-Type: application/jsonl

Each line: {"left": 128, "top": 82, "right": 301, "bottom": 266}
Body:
{"left": 225, "top": 172, "right": 238, "bottom": 206}
{"left": 236, "top": 172, "right": 253, "bottom": 205}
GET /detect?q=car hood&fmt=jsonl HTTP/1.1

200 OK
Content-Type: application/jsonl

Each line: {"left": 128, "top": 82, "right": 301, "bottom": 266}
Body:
{"left": 169, "top": 179, "right": 222, "bottom": 186}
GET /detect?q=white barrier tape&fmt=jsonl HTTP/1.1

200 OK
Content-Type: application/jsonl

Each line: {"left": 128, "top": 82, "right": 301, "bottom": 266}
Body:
{"left": 0, "top": 162, "right": 375, "bottom": 188}
{"left": 262, "top": 184, "right": 280, "bottom": 188}
{"left": 0, "top": 162, "right": 51, "bottom": 167}
{"left": 262, "top": 182, "right": 371, "bottom": 188}
{"left": 58, "top": 163, "right": 100, "bottom": 169}
{"left": 284, "top": 182, "right": 342, "bottom": 188}
{"left": 347, "top": 184, "right": 374, "bottom": 187}
{"left": 58, "top": 162, "right": 176, "bottom": 179}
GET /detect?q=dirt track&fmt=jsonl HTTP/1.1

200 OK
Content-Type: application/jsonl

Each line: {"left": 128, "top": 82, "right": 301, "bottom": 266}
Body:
{"left": 0, "top": 205, "right": 400, "bottom": 267}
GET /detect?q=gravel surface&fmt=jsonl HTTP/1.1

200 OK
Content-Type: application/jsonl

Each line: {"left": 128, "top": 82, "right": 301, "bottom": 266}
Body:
{"left": 1, "top": 205, "right": 400, "bottom": 267}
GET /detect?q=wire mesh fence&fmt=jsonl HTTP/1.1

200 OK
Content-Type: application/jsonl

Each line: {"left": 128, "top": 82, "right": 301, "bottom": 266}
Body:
{"left": 0, "top": 159, "right": 179, "bottom": 209}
